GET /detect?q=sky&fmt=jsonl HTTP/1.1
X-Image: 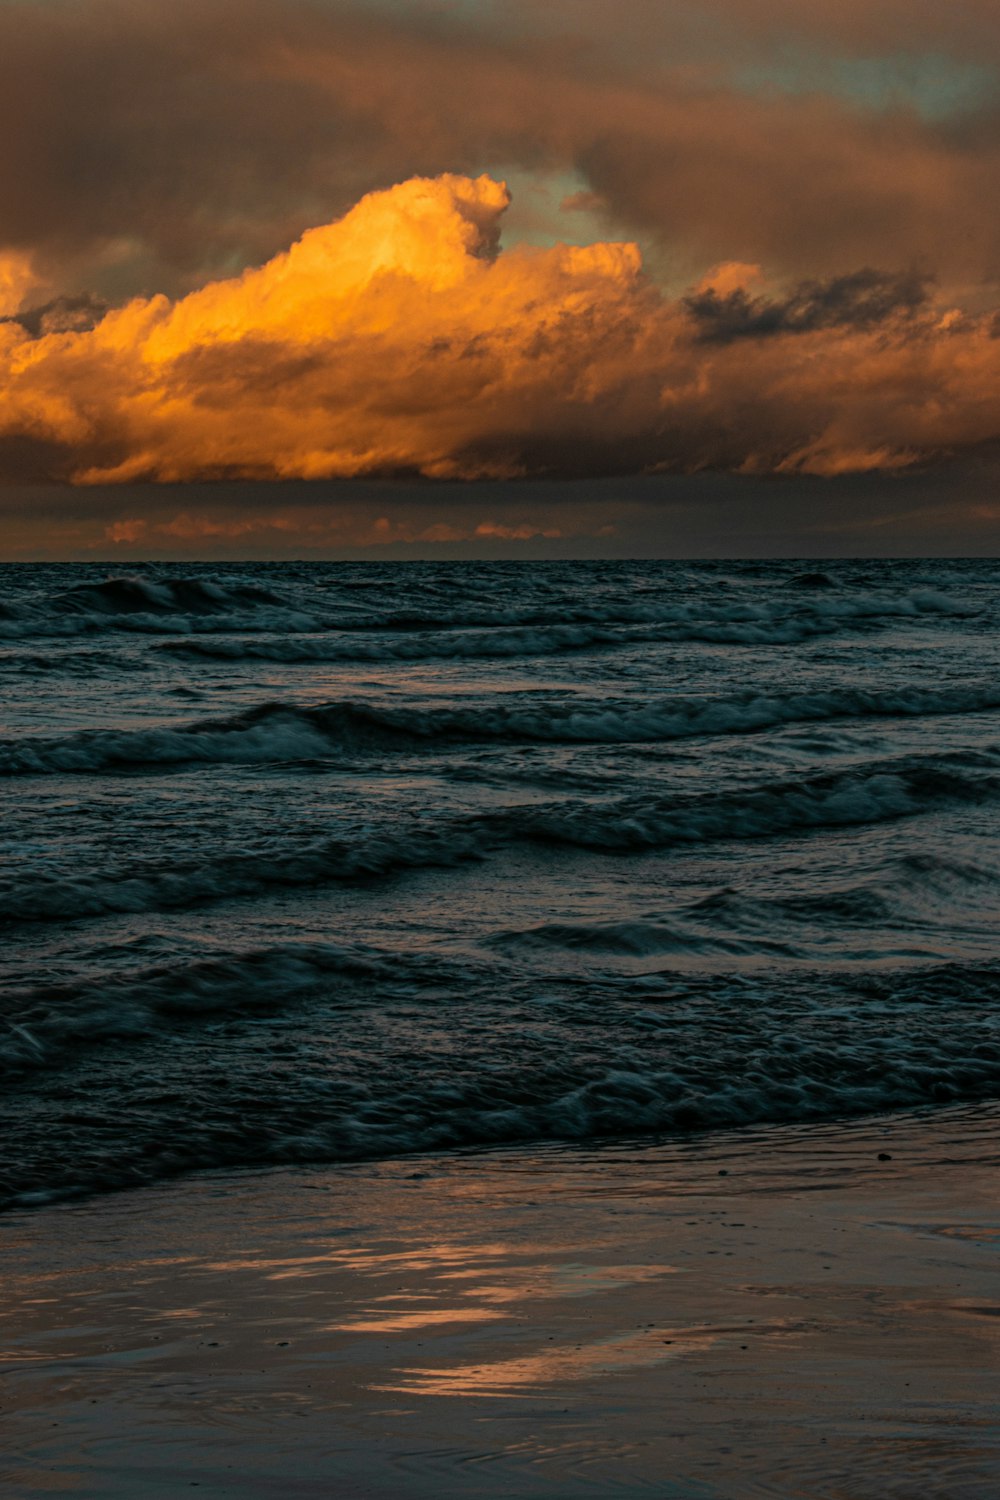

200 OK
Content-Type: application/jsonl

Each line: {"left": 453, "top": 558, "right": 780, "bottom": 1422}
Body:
{"left": 3, "top": 0, "right": 1000, "bottom": 558}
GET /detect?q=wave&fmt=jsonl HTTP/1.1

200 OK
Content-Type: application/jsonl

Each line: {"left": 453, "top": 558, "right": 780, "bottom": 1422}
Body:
{"left": 4, "top": 755, "right": 994, "bottom": 928}
{"left": 154, "top": 614, "right": 890, "bottom": 662}
{"left": 495, "top": 916, "right": 800, "bottom": 959}
{"left": 0, "top": 646, "right": 148, "bottom": 676}
{"left": 162, "top": 586, "right": 978, "bottom": 660}
{"left": 5, "top": 685, "right": 1000, "bottom": 775}
{"left": 0, "top": 940, "right": 463, "bottom": 1076}
{"left": 0, "top": 822, "right": 484, "bottom": 925}
{"left": 0, "top": 573, "right": 321, "bottom": 639}
{"left": 323, "top": 586, "right": 976, "bottom": 633}
{"left": 49, "top": 575, "right": 288, "bottom": 617}
{"left": 791, "top": 571, "right": 835, "bottom": 588}
{"left": 0, "top": 706, "right": 341, "bottom": 775}
{"left": 7, "top": 959, "right": 1000, "bottom": 1209}
{"left": 503, "top": 758, "right": 997, "bottom": 852}
{"left": 0, "top": 576, "right": 976, "bottom": 645}
{"left": 497, "top": 852, "right": 1000, "bottom": 959}
{"left": 157, "top": 618, "right": 787, "bottom": 662}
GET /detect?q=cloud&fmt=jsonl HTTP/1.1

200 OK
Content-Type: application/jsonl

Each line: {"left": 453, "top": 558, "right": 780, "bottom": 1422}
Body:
{"left": 2, "top": 172, "right": 1000, "bottom": 488}
{"left": 475, "top": 521, "right": 563, "bottom": 540}
{"left": 2, "top": 0, "right": 1000, "bottom": 306}
{"left": 103, "top": 507, "right": 570, "bottom": 549}
{"left": 685, "top": 268, "right": 930, "bottom": 342}
{"left": 104, "top": 518, "right": 147, "bottom": 543}
{"left": 0, "top": 250, "right": 39, "bottom": 317}
{"left": 5, "top": 293, "right": 109, "bottom": 339}
{"left": 502, "top": 0, "right": 1000, "bottom": 69}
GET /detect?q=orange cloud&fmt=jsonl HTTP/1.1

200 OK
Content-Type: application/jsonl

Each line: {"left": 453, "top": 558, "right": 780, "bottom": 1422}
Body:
{"left": 0, "top": 250, "right": 38, "bottom": 317}
{"left": 475, "top": 522, "right": 564, "bottom": 540}
{"left": 99, "top": 505, "right": 594, "bottom": 551}
{"left": 104, "top": 518, "right": 147, "bottom": 543}
{"left": 3, "top": 172, "right": 1000, "bottom": 487}
{"left": 695, "top": 263, "right": 765, "bottom": 297}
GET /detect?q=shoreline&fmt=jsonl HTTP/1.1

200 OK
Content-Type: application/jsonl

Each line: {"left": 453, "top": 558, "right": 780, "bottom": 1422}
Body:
{"left": 4, "top": 1102, "right": 1000, "bottom": 1497}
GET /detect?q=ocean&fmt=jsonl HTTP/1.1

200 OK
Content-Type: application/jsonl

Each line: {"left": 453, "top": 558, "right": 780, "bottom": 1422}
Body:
{"left": 3, "top": 557, "right": 1000, "bottom": 1209}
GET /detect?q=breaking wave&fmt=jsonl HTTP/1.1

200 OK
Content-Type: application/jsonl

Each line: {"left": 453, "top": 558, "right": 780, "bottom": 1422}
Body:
{"left": 5, "top": 958, "right": 1000, "bottom": 1208}
{"left": 4, "top": 755, "right": 994, "bottom": 927}
{"left": 5, "top": 685, "right": 1000, "bottom": 775}
{"left": 0, "top": 940, "right": 470, "bottom": 1076}
{"left": 49, "top": 575, "right": 287, "bottom": 616}
{"left": 0, "top": 574, "right": 976, "bottom": 647}
{"left": 0, "top": 573, "right": 321, "bottom": 638}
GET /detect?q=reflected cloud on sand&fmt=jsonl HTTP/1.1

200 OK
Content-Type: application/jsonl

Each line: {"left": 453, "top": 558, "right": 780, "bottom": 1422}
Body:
{"left": 377, "top": 1319, "right": 806, "bottom": 1398}
{"left": 328, "top": 1253, "right": 680, "bottom": 1333}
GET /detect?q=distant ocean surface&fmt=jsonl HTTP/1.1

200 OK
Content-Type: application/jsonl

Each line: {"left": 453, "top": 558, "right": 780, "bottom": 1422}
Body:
{"left": 4, "top": 558, "right": 1000, "bottom": 1208}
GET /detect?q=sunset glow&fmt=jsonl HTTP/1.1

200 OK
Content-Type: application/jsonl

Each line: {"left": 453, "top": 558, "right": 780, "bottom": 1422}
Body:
{"left": 6, "top": 9, "right": 1000, "bottom": 1494}
{"left": 1, "top": 0, "right": 999, "bottom": 553}
{"left": 5, "top": 169, "right": 1000, "bottom": 498}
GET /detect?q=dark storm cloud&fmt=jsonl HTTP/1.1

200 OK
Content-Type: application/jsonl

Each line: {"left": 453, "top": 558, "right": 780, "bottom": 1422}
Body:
{"left": 685, "top": 270, "right": 930, "bottom": 343}
{"left": 2, "top": 0, "right": 1000, "bottom": 304}
{"left": 5, "top": 294, "right": 110, "bottom": 339}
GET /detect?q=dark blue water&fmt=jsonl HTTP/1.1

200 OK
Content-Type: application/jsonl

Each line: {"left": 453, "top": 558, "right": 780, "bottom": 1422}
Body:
{"left": 3, "top": 558, "right": 1000, "bottom": 1207}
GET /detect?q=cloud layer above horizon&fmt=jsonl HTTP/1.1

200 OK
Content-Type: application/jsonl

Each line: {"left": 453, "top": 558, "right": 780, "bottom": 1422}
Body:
{"left": 3, "top": 170, "right": 1000, "bottom": 489}
{"left": 2, "top": 0, "right": 1000, "bottom": 549}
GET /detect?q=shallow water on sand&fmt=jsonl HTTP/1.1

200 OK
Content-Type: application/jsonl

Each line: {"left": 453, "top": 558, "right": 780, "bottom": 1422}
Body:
{"left": 3, "top": 558, "right": 1000, "bottom": 1206}
{"left": 3, "top": 1104, "right": 1000, "bottom": 1498}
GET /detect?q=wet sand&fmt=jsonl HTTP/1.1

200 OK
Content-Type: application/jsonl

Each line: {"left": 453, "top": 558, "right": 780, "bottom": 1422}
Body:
{"left": 3, "top": 1104, "right": 1000, "bottom": 1498}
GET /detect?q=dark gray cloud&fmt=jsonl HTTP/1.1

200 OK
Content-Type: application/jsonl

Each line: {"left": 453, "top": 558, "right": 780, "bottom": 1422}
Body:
{"left": 1, "top": 0, "right": 1000, "bottom": 304}
{"left": 4, "top": 294, "right": 109, "bottom": 339}
{"left": 6, "top": 464, "right": 1000, "bottom": 561}
{"left": 685, "top": 269, "right": 930, "bottom": 343}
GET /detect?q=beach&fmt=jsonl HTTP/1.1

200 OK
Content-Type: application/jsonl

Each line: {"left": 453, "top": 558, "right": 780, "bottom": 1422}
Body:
{"left": 4, "top": 1102, "right": 999, "bottom": 1498}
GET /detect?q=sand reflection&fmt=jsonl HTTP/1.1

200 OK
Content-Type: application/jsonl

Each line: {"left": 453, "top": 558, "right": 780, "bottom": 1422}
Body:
{"left": 328, "top": 1257, "right": 678, "bottom": 1333}
{"left": 378, "top": 1319, "right": 803, "bottom": 1397}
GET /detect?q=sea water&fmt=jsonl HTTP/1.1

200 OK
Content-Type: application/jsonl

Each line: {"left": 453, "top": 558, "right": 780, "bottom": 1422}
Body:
{"left": 3, "top": 557, "right": 1000, "bottom": 1206}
